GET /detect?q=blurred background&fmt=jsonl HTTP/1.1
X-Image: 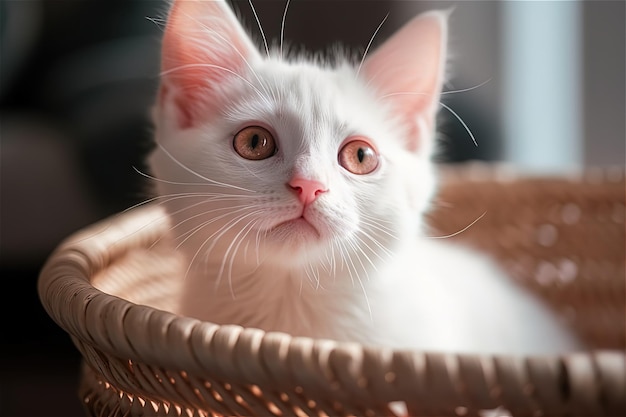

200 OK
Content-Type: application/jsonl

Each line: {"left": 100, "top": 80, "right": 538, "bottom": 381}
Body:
{"left": 0, "top": 1, "right": 623, "bottom": 415}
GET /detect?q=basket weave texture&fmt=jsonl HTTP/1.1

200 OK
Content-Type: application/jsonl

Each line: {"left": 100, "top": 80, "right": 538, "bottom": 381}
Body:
{"left": 38, "top": 163, "right": 625, "bottom": 417}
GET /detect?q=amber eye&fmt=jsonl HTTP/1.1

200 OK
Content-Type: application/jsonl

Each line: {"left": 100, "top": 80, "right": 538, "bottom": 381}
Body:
{"left": 338, "top": 139, "right": 379, "bottom": 175}
{"left": 233, "top": 126, "right": 277, "bottom": 160}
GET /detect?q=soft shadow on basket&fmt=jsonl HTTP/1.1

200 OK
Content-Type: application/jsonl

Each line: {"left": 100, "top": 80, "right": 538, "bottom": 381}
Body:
{"left": 38, "top": 163, "right": 625, "bottom": 417}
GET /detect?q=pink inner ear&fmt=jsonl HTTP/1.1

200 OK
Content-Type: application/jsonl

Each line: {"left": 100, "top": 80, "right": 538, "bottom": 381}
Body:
{"left": 362, "top": 11, "right": 448, "bottom": 150}
{"left": 160, "top": 0, "right": 260, "bottom": 129}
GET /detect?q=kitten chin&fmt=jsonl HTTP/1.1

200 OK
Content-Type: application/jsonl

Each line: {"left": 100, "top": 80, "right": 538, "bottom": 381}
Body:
{"left": 263, "top": 211, "right": 359, "bottom": 253}
{"left": 266, "top": 217, "right": 321, "bottom": 244}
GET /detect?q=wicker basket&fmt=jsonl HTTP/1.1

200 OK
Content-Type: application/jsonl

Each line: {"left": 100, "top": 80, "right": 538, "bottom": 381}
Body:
{"left": 38, "top": 163, "right": 625, "bottom": 417}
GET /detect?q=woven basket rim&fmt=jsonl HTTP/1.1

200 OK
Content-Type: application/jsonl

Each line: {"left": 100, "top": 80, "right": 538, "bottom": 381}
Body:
{"left": 37, "top": 164, "right": 626, "bottom": 415}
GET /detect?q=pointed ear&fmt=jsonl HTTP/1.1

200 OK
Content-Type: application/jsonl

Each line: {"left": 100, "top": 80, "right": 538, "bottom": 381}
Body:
{"left": 159, "top": 0, "right": 261, "bottom": 129}
{"left": 361, "top": 10, "right": 449, "bottom": 151}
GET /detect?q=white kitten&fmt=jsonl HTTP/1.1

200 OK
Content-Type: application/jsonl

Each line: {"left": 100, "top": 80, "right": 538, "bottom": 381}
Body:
{"left": 148, "top": 0, "right": 580, "bottom": 354}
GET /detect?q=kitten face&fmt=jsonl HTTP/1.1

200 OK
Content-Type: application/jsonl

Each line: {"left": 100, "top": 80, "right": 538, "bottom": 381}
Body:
{"left": 149, "top": 0, "right": 446, "bottom": 270}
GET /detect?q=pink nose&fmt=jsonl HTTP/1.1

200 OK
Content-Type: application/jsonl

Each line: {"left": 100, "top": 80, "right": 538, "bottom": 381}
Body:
{"left": 288, "top": 177, "right": 327, "bottom": 205}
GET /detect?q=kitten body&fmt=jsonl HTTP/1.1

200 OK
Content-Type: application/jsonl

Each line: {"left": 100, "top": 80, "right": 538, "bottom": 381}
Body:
{"left": 148, "top": 0, "right": 580, "bottom": 354}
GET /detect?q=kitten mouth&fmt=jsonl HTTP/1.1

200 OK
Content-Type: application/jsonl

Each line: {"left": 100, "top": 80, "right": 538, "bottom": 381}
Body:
{"left": 271, "top": 215, "right": 321, "bottom": 238}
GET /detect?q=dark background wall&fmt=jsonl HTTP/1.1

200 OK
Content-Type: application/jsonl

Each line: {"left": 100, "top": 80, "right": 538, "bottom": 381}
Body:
{"left": 0, "top": 1, "right": 623, "bottom": 416}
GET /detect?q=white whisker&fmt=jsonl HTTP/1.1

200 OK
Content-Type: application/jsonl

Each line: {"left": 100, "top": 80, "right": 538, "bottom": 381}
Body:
{"left": 353, "top": 236, "right": 379, "bottom": 273}
{"left": 313, "top": 264, "right": 321, "bottom": 290}
{"left": 304, "top": 264, "right": 318, "bottom": 290}
{"left": 182, "top": 207, "right": 258, "bottom": 282}
{"left": 133, "top": 166, "right": 215, "bottom": 186}
{"left": 248, "top": 0, "right": 270, "bottom": 58}
{"left": 438, "top": 101, "right": 478, "bottom": 147}
{"left": 345, "top": 237, "right": 371, "bottom": 280}
{"left": 69, "top": 190, "right": 241, "bottom": 247}
{"left": 222, "top": 216, "right": 261, "bottom": 299}
{"left": 429, "top": 211, "right": 487, "bottom": 239}
{"left": 331, "top": 243, "right": 338, "bottom": 277}
{"left": 356, "top": 12, "right": 389, "bottom": 78}
{"left": 148, "top": 198, "right": 253, "bottom": 249}
{"left": 356, "top": 230, "right": 393, "bottom": 261}
{"left": 219, "top": 214, "right": 261, "bottom": 286}
{"left": 161, "top": 62, "right": 267, "bottom": 100}
{"left": 174, "top": 205, "right": 254, "bottom": 250}
{"left": 212, "top": 210, "right": 263, "bottom": 291}
{"left": 327, "top": 240, "right": 339, "bottom": 279}
{"left": 145, "top": 16, "right": 166, "bottom": 29}
{"left": 379, "top": 91, "right": 429, "bottom": 100}
{"left": 155, "top": 141, "right": 258, "bottom": 192}
{"left": 168, "top": 202, "right": 252, "bottom": 234}
{"left": 360, "top": 216, "right": 398, "bottom": 240}
{"left": 280, "top": 0, "right": 291, "bottom": 58}
{"left": 187, "top": 15, "right": 275, "bottom": 106}
{"left": 338, "top": 240, "right": 357, "bottom": 288}
{"left": 342, "top": 238, "right": 373, "bottom": 321}
{"left": 380, "top": 90, "right": 478, "bottom": 147}
{"left": 441, "top": 78, "right": 492, "bottom": 96}
{"left": 254, "top": 227, "right": 263, "bottom": 266}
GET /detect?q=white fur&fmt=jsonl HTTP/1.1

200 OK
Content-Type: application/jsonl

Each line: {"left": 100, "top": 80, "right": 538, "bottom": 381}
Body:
{"left": 148, "top": 0, "right": 581, "bottom": 355}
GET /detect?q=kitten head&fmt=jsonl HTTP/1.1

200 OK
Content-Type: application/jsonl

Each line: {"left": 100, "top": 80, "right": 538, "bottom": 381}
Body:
{"left": 149, "top": 0, "right": 448, "bottom": 270}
